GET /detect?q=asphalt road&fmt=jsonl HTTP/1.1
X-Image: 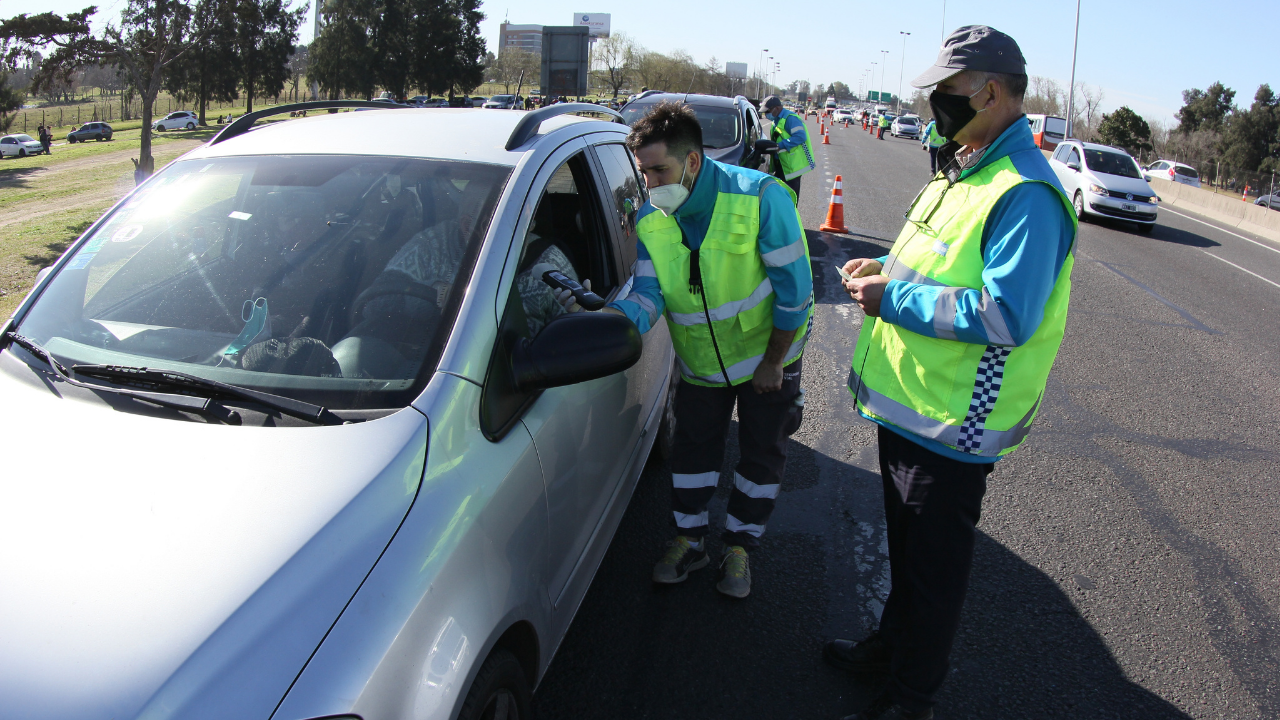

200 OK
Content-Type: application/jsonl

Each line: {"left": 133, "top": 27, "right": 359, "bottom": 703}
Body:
{"left": 532, "top": 119, "right": 1280, "bottom": 720}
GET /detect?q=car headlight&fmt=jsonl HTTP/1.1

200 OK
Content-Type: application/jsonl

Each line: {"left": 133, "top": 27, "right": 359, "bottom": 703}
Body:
{"left": 1088, "top": 183, "right": 1108, "bottom": 196}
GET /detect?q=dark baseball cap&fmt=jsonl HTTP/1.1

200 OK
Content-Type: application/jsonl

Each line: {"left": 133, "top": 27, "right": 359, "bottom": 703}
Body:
{"left": 911, "top": 25, "right": 1026, "bottom": 88}
{"left": 762, "top": 95, "right": 783, "bottom": 110}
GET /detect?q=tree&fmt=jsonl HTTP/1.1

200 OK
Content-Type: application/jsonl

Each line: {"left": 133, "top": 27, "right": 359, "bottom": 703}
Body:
{"left": 286, "top": 43, "right": 308, "bottom": 101}
{"left": 0, "top": 71, "right": 23, "bottom": 131}
{"left": 828, "top": 81, "right": 851, "bottom": 101}
{"left": 592, "top": 32, "right": 634, "bottom": 98}
{"left": 232, "top": 0, "right": 304, "bottom": 112}
{"left": 1097, "top": 106, "right": 1152, "bottom": 158}
{"left": 1024, "top": 75, "right": 1064, "bottom": 116}
{"left": 1177, "top": 82, "right": 1234, "bottom": 135}
{"left": 1221, "top": 84, "right": 1280, "bottom": 174}
{"left": 308, "top": 0, "right": 374, "bottom": 99}
{"left": 107, "top": 0, "right": 194, "bottom": 178}
{"left": 163, "top": 0, "right": 239, "bottom": 124}
{"left": 487, "top": 48, "right": 537, "bottom": 94}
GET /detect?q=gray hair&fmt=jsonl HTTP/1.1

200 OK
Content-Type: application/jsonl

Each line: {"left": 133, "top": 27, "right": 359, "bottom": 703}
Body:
{"left": 964, "top": 69, "right": 1028, "bottom": 101}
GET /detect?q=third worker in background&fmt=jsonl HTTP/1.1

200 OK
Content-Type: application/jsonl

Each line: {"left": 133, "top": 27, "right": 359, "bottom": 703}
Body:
{"left": 762, "top": 95, "right": 815, "bottom": 201}
{"left": 920, "top": 117, "right": 946, "bottom": 174}
{"left": 828, "top": 25, "right": 1078, "bottom": 720}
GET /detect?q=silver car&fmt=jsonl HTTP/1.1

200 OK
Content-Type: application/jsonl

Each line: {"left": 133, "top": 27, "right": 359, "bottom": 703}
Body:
{"left": 0, "top": 102, "right": 674, "bottom": 720}
{"left": 1050, "top": 139, "right": 1159, "bottom": 233}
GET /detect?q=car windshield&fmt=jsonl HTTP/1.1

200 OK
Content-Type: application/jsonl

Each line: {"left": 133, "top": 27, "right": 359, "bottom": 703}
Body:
{"left": 13, "top": 155, "right": 511, "bottom": 410}
{"left": 899, "top": 117, "right": 918, "bottom": 125}
{"left": 1174, "top": 166, "right": 1199, "bottom": 178}
{"left": 1083, "top": 150, "right": 1141, "bottom": 178}
{"left": 15, "top": 134, "right": 34, "bottom": 142}
{"left": 491, "top": 95, "right": 513, "bottom": 102}
{"left": 621, "top": 104, "right": 741, "bottom": 149}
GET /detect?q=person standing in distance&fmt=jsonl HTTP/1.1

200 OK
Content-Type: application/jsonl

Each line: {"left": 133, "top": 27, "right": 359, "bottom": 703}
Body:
{"left": 826, "top": 26, "right": 1077, "bottom": 720}
{"left": 762, "top": 95, "right": 815, "bottom": 202}
{"left": 920, "top": 117, "right": 945, "bottom": 174}
{"left": 564, "top": 101, "right": 814, "bottom": 599}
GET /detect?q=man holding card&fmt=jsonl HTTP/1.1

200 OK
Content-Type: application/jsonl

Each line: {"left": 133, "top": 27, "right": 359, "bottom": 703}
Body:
{"left": 827, "top": 26, "right": 1077, "bottom": 720}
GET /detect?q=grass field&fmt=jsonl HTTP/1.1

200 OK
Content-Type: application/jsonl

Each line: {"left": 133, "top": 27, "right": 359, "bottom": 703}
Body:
{"left": 0, "top": 126, "right": 216, "bottom": 319}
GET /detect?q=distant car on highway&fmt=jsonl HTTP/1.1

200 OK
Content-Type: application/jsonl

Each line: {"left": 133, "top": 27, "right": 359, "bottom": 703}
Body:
{"left": 833, "top": 108, "right": 854, "bottom": 124}
{"left": 1142, "top": 159, "right": 1202, "bottom": 188}
{"left": 1, "top": 133, "right": 47, "bottom": 157}
{"left": 484, "top": 95, "right": 521, "bottom": 109}
{"left": 152, "top": 110, "right": 198, "bottom": 132}
{"left": 891, "top": 115, "right": 920, "bottom": 139}
{"left": 1051, "top": 139, "right": 1158, "bottom": 232}
{"left": 620, "top": 92, "right": 769, "bottom": 172}
{"left": 1255, "top": 194, "right": 1280, "bottom": 210}
{"left": 1025, "top": 114, "right": 1066, "bottom": 151}
{"left": 66, "top": 122, "right": 114, "bottom": 143}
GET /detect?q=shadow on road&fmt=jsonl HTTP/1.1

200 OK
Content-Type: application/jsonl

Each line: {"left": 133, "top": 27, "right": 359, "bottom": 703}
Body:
{"left": 533, "top": 426, "right": 1189, "bottom": 719}
{"left": 807, "top": 229, "right": 893, "bottom": 306}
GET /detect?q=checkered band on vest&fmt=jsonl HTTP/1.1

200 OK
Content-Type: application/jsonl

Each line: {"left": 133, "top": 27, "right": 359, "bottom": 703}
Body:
{"left": 955, "top": 345, "right": 1013, "bottom": 452}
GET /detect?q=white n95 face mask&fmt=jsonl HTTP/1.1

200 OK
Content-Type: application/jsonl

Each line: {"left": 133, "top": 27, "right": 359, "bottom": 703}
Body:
{"left": 648, "top": 160, "right": 691, "bottom": 216}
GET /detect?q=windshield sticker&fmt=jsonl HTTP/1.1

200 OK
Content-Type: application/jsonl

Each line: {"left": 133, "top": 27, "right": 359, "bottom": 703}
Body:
{"left": 111, "top": 225, "right": 144, "bottom": 243}
{"left": 229, "top": 211, "right": 253, "bottom": 221}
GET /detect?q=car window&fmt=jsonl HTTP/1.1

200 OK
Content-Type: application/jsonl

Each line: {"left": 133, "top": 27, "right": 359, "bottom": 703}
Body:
{"left": 593, "top": 143, "right": 644, "bottom": 274}
{"left": 1052, "top": 144, "right": 1069, "bottom": 163}
{"left": 1067, "top": 147, "right": 1081, "bottom": 166}
{"left": 16, "top": 155, "right": 511, "bottom": 410}
{"left": 1083, "top": 149, "right": 1141, "bottom": 178}
{"left": 1174, "top": 165, "right": 1199, "bottom": 178}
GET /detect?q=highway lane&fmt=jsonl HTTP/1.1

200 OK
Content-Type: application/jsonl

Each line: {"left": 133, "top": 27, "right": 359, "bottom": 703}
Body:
{"left": 532, "top": 117, "right": 1279, "bottom": 719}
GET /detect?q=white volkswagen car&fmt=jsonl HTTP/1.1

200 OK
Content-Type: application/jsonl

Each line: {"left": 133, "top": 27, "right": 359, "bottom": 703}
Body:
{"left": 1, "top": 101, "right": 675, "bottom": 720}
{"left": 0, "top": 133, "right": 47, "bottom": 157}
{"left": 1050, "top": 140, "right": 1159, "bottom": 232}
{"left": 153, "top": 110, "right": 199, "bottom": 131}
{"left": 1142, "top": 159, "right": 1202, "bottom": 188}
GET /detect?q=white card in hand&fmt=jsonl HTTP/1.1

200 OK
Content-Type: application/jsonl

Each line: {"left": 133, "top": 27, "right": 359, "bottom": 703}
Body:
{"left": 836, "top": 265, "right": 854, "bottom": 282}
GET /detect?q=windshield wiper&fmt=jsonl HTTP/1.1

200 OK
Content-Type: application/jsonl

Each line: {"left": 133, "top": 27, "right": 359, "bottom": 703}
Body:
{"left": 6, "top": 332, "right": 230, "bottom": 418}
{"left": 70, "top": 364, "right": 335, "bottom": 425}
{"left": 5, "top": 332, "right": 335, "bottom": 425}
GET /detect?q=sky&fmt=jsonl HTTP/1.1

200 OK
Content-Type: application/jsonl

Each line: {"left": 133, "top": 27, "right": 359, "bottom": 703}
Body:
{"left": 2, "top": 0, "right": 1273, "bottom": 126}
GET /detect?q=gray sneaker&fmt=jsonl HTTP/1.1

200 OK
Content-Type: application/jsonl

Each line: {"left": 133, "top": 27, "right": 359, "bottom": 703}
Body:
{"left": 652, "top": 536, "right": 709, "bottom": 583}
{"left": 716, "top": 546, "right": 751, "bottom": 598}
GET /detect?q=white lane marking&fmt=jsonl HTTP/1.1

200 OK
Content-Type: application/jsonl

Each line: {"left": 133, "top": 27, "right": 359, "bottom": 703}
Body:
{"left": 1201, "top": 251, "right": 1280, "bottom": 289}
{"left": 1162, "top": 207, "right": 1280, "bottom": 255}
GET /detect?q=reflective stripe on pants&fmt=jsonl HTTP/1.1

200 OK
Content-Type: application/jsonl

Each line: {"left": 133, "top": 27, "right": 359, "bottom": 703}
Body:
{"left": 668, "top": 358, "right": 804, "bottom": 548}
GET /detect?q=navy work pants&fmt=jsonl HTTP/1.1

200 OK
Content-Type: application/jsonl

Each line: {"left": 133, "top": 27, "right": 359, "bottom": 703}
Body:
{"left": 876, "top": 425, "right": 992, "bottom": 713}
{"left": 668, "top": 359, "right": 804, "bottom": 549}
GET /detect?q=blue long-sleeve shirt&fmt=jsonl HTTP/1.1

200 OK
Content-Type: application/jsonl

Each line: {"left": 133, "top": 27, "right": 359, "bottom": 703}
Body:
{"left": 869, "top": 117, "right": 1075, "bottom": 463}
{"left": 608, "top": 156, "right": 812, "bottom": 335}
{"left": 770, "top": 108, "right": 808, "bottom": 150}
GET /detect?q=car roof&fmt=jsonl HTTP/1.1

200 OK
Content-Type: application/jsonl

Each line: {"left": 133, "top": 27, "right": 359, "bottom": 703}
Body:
{"left": 181, "top": 107, "right": 620, "bottom": 166}
{"left": 1070, "top": 140, "right": 1133, "bottom": 156}
{"left": 627, "top": 93, "right": 741, "bottom": 109}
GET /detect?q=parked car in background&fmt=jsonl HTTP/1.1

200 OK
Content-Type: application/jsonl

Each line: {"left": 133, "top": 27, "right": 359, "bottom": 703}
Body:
{"left": 1025, "top": 114, "right": 1067, "bottom": 151}
{"left": 621, "top": 92, "right": 769, "bottom": 172}
{"left": 891, "top": 114, "right": 920, "bottom": 139}
{"left": 1143, "top": 159, "right": 1202, "bottom": 188}
{"left": 1255, "top": 194, "right": 1280, "bottom": 210}
{"left": 153, "top": 111, "right": 198, "bottom": 131}
{"left": 484, "top": 95, "right": 521, "bottom": 109}
{"left": 0, "top": 101, "right": 673, "bottom": 720}
{"left": 1, "top": 133, "right": 47, "bottom": 157}
{"left": 833, "top": 108, "right": 854, "bottom": 124}
{"left": 470, "top": 96, "right": 487, "bottom": 107}
{"left": 1050, "top": 139, "right": 1158, "bottom": 232}
{"left": 66, "top": 122, "right": 114, "bottom": 143}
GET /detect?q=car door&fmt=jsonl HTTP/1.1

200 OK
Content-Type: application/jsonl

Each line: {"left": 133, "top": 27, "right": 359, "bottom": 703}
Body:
{"left": 487, "top": 140, "right": 643, "bottom": 613}
{"left": 1058, "top": 145, "right": 1083, "bottom": 198}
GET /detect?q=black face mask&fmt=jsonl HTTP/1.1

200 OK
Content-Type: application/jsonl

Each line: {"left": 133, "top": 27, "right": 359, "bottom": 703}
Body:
{"left": 929, "top": 89, "right": 981, "bottom": 140}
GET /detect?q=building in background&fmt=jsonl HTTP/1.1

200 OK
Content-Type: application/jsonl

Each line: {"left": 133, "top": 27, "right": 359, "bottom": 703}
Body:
{"left": 500, "top": 22, "right": 544, "bottom": 57}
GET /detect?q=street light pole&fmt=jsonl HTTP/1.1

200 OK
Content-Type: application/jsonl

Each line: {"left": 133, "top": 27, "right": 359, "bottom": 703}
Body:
{"left": 1065, "top": 0, "right": 1081, "bottom": 138}
{"left": 941, "top": 0, "right": 947, "bottom": 43}
{"left": 897, "top": 31, "right": 911, "bottom": 114}
{"left": 870, "top": 63, "right": 877, "bottom": 102}
{"left": 756, "top": 48, "right": 768, "bottom": 99}
{"left": 880, "top": 50, "right": 889, "bottom": 104}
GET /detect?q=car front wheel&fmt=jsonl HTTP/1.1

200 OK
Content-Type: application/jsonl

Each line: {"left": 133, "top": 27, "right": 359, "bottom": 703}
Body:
{"left": 185, "top": 121, "right": 196, "bottom": 130}
{"left": 18, "top": 149, "right": 25, "bottom": 158}
{"left": 457, "top": 648, "right": 532, "bottom": 720}
{"left": 1073, "top": 191, "right": 1087, "bottom": 221}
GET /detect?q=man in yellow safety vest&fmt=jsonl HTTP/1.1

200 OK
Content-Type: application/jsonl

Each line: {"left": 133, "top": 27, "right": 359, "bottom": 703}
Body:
{"left": 825, "top": 26, "right": 1077, "bottom": 720}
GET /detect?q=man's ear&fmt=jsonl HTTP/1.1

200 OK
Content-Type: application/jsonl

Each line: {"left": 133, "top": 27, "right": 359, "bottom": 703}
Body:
{"left": 687, "top": 150, "right": 702, "bottom": 176}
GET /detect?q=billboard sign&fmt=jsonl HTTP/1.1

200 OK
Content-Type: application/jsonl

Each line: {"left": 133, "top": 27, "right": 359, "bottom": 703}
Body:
{"left": 573, "top": 13, "right": 610, "bottom": 38}
{"left": 725, "top": 62, "right": 747, "bottom": 79}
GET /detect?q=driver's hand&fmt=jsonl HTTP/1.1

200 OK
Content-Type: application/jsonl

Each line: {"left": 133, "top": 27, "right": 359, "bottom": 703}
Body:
{"left": 555, "top": 279, "right": 591, "bottom": 313}
{"left": 843, "top": 258, "right": 884, "bottom": 279}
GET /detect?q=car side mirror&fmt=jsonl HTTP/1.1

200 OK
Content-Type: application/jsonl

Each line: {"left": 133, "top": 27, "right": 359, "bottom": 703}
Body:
{"left": 1067, "top": 162, "right": 1080, "bottom": 172}
{"left": 511, "top": 312, "right": 642, "bottom": 391}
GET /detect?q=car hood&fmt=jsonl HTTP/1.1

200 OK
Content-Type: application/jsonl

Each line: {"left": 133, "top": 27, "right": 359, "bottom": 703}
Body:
{"left": 1090, "top": 171, "right": 1155, "bottom": 196}
{"left": 0, "top": 356, "right": 429, "bottom": 720}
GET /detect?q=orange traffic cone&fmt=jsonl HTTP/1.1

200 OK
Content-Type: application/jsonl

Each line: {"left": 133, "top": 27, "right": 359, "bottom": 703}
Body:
{"left": 1243, "top": 184, "right": 1250, "bottom": 202}
{"left": 819, "top": 176, "right": 849, "bottom": 233}
{"left": 822, "top": 131, "right": 831, "bottom": 144}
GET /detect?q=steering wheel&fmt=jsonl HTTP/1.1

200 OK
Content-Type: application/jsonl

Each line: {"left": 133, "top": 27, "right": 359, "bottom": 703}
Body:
{"left": 347, "top": 280, "right": 442, "bottom": 330}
